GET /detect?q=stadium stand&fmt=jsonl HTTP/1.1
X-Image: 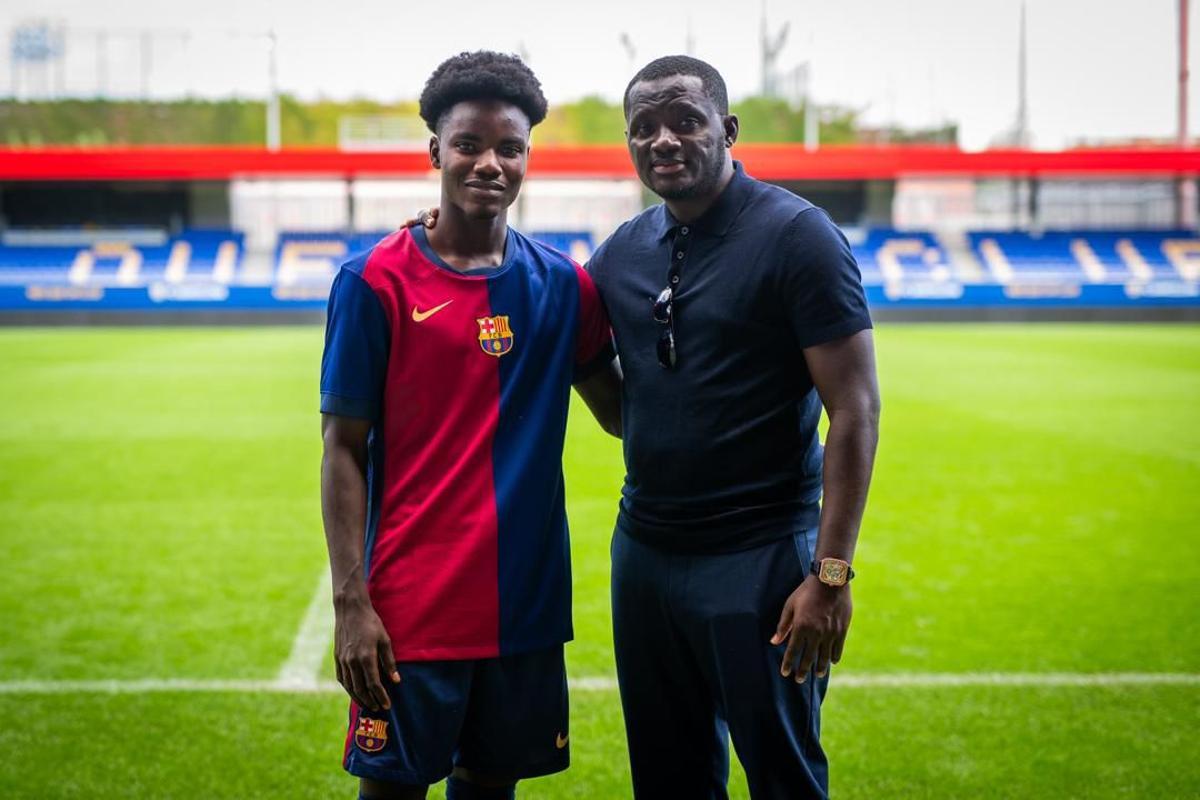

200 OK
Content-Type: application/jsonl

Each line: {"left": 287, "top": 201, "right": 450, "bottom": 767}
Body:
{"left": 0, "top": 230, "right": 243, "bottom": 286}
{"left": 851, "top": 229, "right": 954, "bottom": 287}
{"left": 1, "top": 227, "right": 1197, "bottom": 312}
{"left": 967, "top": 230, "right": 1200, "bottom": 284}
{"left": 271, "top": 230, "right": 595, "bottom": 287}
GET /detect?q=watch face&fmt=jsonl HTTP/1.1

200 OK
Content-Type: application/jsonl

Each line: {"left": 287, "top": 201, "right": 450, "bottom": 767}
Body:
{"left": 819, "top": 560, "right": 848, "bottom": 585}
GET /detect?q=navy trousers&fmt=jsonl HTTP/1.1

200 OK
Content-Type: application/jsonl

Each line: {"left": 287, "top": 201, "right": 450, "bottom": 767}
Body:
{"left": 611, "top": 524, "right": 830, "bottom": 799}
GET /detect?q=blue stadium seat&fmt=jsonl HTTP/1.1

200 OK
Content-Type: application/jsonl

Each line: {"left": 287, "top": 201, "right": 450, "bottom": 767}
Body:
{"left": 852, "top": 230, "right": 953, "bottom": 287}
{"left": 528, "top": 231, "right": 594, "bottom": 263}
{"left": 966, "top": 229, "right": 1200, "bottom": 284}
{"left": 273, "top": 231, "right": 389, "bottom": 286}
{"left": 270, "top": 230, "right": 596, "bottom": 286}
{"left": 3, "top": 228, "right": 1196, "bottom": 299}
{"left": 0, "top": 230, "right": 244, "bottom": 286}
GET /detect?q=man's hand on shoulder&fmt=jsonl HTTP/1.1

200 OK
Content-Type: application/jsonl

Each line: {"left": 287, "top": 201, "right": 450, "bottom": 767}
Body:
{"left": 334, "top": 593, "right": 400, "bottom": 712}
{"left": 770, "top": 577, "right": 852, "bottom": 682}
{"left": 401, "top": 208, "right": 438, "bottom": 230}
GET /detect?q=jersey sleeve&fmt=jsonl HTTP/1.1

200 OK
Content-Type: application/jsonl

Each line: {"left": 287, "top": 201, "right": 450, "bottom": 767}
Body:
{"left": 319, "top": 266, "right": 390, "bottom": 420}
{"left": 572, "top": 261, "right": 616, "bottom": 383}
{"left": 778, "top": 208, "right": 873, "bottom": 350}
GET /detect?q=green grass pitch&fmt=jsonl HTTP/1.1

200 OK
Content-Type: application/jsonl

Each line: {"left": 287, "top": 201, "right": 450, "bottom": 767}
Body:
{"left": 0, "top": 324, "right": 1197, "bottom": 798}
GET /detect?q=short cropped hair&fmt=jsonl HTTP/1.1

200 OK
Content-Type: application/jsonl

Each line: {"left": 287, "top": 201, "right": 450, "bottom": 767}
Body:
{"left": 419, "top": 51, "right": 548, "bottom": 133}
{"left": 623, "top": 55, "right": 729, "bottom": 117}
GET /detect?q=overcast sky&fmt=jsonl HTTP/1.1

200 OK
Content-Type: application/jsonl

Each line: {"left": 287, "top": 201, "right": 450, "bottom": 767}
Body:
{"left": 1, "top": 0, "right": 1193, "bottom": 150}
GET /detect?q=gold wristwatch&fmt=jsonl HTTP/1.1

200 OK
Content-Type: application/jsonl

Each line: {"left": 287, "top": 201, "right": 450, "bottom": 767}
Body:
{"left": 810, "top": 557, "right": 855, "bottom": 587}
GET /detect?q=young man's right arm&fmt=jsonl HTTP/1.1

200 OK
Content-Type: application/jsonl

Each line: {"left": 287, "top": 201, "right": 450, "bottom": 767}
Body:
{"left": 321, "top": 414, "right": 399, "bottom": 712}
{"left": 319, "top": 264, "right": 396, "bottom": 713}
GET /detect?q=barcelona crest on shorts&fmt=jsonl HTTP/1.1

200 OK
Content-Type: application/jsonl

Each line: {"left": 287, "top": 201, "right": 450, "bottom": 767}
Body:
{"left": 477, "top": 315, "right": 515, "bottom": 356}
{"left": 355, "top": 716, "right": 389, "bottom": 752}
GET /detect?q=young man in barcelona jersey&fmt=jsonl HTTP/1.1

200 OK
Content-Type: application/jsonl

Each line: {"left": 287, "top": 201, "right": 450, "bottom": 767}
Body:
{"left": 319, "top": 52, "right": 621, "bottom": 800}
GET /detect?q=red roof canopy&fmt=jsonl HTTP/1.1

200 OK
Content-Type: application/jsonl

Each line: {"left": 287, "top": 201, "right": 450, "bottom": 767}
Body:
{"left": 2, "top": 144, "right": 1198, "bottom": 181}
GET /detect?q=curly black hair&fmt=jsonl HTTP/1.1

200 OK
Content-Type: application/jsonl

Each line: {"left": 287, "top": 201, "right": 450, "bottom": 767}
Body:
{"left": 419, "top": 51, "right": 548, "bottom": 133}
{"left": 623, "top": 55, "right": 729, "bottom": 117}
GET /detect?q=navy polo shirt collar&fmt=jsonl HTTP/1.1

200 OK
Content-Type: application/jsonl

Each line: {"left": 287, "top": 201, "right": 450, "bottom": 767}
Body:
{"left": 654, "top": 160, "right": 752, "bottom": 241}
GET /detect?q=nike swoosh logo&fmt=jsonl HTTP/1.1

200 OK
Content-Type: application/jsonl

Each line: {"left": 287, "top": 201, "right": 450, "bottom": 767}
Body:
{"left": 555, "top": 732, "right": 569, "bottom": 749}
{"left": 411, "top": 300, "right": 453, "bottom": 322}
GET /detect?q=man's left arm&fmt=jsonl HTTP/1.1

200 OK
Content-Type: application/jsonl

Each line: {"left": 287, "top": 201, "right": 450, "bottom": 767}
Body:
{"left": 772, "top": 328, "right": 880, "bottom": 681}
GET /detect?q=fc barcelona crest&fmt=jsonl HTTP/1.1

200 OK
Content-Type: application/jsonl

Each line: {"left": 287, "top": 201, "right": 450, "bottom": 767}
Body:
{"left": 355, "top": 716, "right": 389, "bottom": 753}
{"left": 476, "top": 315, "right": 515, "bottom": 356}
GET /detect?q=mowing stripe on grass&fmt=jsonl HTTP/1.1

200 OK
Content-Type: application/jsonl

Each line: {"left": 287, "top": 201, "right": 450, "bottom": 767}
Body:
{"left": 1, "top": 673, "right": 1197, "bottom": 695}
{"left": 276, "top": 567, "right": 334, "bottom": 689}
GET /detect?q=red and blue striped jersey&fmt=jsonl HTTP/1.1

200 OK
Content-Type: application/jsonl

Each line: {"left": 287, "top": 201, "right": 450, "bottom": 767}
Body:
{"left": 320, "top": 226, "right": 614, "bottom": 661}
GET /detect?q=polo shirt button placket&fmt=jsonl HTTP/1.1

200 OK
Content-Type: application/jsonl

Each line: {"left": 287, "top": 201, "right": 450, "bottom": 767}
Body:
{"left": 672, "top": 226, "right": 688, "bottom": 282}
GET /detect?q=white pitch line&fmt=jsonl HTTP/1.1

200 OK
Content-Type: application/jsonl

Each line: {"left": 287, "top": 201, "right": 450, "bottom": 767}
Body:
{"left": 829, "top": 672, "right": 1200, "bottom": 688}
{"left": 0, "top": 679, "right": 332, "bottom": 695}
{"left": 571, "top": 676, "right": 619, "bottom": 691}
{"left": 1, "top": 673, "right": 1198, "bottom": 695}
{"left": 275, "top": 566, "right": 334, "bottom": 689}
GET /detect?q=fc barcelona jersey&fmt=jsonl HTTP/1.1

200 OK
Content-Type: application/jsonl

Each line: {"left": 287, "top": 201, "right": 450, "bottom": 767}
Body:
{"left": 320, "top": 225, "right": 614, "bottom": 661}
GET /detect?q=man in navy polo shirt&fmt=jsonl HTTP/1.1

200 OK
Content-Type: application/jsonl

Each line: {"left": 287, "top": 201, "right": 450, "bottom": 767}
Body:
{"left": 587, "top": 56, "right": 880, "bottom": 799}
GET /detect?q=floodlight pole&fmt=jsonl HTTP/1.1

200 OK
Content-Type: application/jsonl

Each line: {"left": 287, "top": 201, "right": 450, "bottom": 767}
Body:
{"left": 95, "top": 31, "right": 107, "bottom": 97}
{"left": 1178, "top": 0, "right": 1195, "bottom": 228}
{"left": 803, "top": 64, "right": 818, "bottom": 152}
{"left": 266, "top": 29, "right": 281, "bottom": 152}
{"left": 1016, "top": 2, "right": 1028, "bottom": 147}
{"left": 140, "top": 30, "right": 152, "bottom": 99}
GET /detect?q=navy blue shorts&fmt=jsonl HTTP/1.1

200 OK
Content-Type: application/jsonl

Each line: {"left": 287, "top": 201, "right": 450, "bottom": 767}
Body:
{"left": 342, "top": 644, "right": 569, "bottom": 786}
{"left": 612, "top": 525, "right": 830, "bottom": 800}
